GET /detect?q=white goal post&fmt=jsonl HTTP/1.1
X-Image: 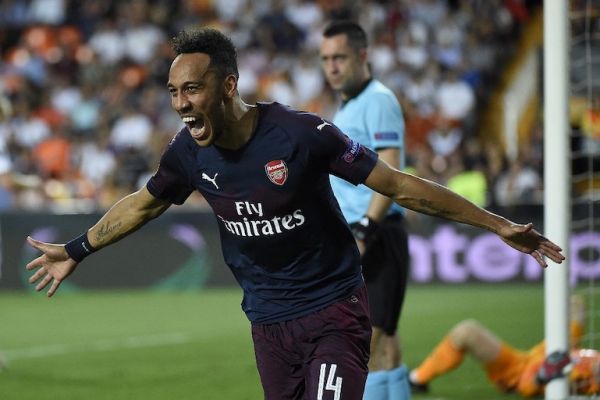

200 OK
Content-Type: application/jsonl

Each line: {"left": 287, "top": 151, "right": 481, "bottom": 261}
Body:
{"left": 544, "top": 1, "right": 571, "bottom": 399}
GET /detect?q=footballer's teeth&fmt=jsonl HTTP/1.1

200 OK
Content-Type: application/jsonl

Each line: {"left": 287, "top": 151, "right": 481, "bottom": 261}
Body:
{"left": 182, "top": 116, "right": 205, "bottom": 128}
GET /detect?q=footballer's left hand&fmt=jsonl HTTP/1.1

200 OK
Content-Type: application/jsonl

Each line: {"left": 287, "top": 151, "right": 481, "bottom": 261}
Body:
{"left": 498, "top": 222, "right": 565, "bottom": 267}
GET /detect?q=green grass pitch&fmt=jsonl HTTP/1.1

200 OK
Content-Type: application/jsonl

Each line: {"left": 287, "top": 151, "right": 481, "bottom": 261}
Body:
{"left": 0, "top": 284, "right": 589, "bottom": 399}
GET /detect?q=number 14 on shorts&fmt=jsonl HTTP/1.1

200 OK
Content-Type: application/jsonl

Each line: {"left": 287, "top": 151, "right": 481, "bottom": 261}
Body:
{"left": 318, "top": 363, "right": 342, "bottom": 400}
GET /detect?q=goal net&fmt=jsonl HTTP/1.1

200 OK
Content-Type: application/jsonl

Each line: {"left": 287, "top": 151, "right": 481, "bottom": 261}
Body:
{"left": 548, "top": 1, "right": 600, "bottom": 399}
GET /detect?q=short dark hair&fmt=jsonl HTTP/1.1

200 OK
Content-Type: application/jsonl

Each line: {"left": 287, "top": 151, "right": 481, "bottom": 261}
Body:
{"left": 171, "top": 28, "right": 239, "bottom": 79}
{"left": 322, "top": 20, "right": 368, "bottom": 52}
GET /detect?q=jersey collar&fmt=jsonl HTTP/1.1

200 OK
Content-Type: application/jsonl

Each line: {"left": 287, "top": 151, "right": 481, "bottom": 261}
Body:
{"left": 341, "top": 78, "right": 373, "bottom": 107}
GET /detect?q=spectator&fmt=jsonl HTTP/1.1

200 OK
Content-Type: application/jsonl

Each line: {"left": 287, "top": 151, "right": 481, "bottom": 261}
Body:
{"left": 120, "top": 0, "right": 166, "bottom": 65}
{"left": 0, "top": 0, "right": 542, "bottom": 210}
{"left": 88, "top": 19, "right": 126, "bottom": 65}
{"left": 416, "top": 117, "right": 464, "bottom": 184}
{"left": 27, "top": 0, "right": 66, "bottom": 25}
{"left": 494, "top": 158, "right": 543, "bottom": 206}
{"left": 69, "top": 84, "right": 101, "bottom": 136}
{"left": 435, "top": 68, "right": 475, "bottom": 123}
{"left": 396, "top": 23, "right": 430, "bottom": 71}
{"left": 32, "top": 126, "right": 72, "bottom": 179}
{"left": 447, "top": 155, "right": 488, "bottom": 207}
{"left": 9, "top": 100, "right": 51, "bottom": 149}
{"left": 291, "top": 52, "right": 325, "bottom": 106}
{"left": 76, "top": 126, "right": 116, "bottom": 189}
{"left": 109, "top": 106, "right": 153, "bottom": 152}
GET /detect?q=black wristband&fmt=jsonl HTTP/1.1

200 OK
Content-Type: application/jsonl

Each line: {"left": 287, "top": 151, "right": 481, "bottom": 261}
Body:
{"left": 349, "top": 216, "right": 379, "bottom": 243}
{"left": 64, "top": 232, "right": 96, "bottom": 262}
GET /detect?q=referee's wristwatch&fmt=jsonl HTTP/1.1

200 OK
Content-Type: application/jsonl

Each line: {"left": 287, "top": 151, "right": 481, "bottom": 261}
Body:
{"left": 350, "top": 216, "right": 379, "bottom": 244}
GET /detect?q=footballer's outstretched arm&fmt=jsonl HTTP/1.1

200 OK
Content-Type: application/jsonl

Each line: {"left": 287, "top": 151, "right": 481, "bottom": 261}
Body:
{"left": 26, "top": 187, "right": 171, "bottom": 297}
{"left": 86, "top": 186, "right": 171, "bottom": 249}
{"left": 364, "top": 159, "right": 565, "bottom": 267}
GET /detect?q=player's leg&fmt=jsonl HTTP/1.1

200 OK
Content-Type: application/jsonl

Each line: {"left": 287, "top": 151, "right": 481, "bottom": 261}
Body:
{"left": 365, "top": 328, "right": 394, "bottom": 399}
{"left": 362, "top": 214, "right": 410, "bottom": 400}
{"left": 252, "top": 324, "right": 306, "bottom": 400}
{"left": 378, "top": 334, "right": 409, "bottom": 400}
{"left": 304, "top": 284, "right": 372, "bottom": 400}
{"left": 409, "top": 319, "right": 503, "bottom": 390}
{"left": 451, "top": 319, "right": 503, "bottom": 362}
{"left": 369, "top": 328, "right": 401, "bottom": 370}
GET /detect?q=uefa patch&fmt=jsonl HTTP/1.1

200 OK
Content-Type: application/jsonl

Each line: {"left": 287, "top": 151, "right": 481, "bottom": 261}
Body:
{"left": 265, "top": 160, "right": 288, "bottom": 186}
{"left": 342, "top": 139, "right": 362, "bottom": 163}
{"left": 374, "top": 131, "right": 399, "bottom": 141}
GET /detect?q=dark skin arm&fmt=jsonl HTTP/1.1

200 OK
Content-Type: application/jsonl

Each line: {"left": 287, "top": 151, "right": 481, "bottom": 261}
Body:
{"left": 364, "top": 159, "right": 565, "bottom": 266}
{"left": 26, "top": 187, "right": 171, "bottom": 297}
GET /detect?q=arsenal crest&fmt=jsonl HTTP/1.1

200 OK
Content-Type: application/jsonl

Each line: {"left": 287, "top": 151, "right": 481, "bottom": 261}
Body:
{"left": 265, "top": 160, "right": 288, "bottom": 186}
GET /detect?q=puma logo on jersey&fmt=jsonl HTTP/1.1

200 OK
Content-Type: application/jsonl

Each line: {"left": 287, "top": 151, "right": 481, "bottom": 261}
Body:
{"left": 202, "top": 172, "right": 219, "bottom": 189}
{"left": 317, "top": 119, "right": 331, "bottom": 131}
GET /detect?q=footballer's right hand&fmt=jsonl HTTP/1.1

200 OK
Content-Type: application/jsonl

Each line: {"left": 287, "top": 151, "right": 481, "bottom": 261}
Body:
{"left": 25, "top": 236, "right": 78, "bottom": 297}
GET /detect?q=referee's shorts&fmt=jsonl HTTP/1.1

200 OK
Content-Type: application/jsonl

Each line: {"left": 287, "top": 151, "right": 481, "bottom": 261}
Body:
{"left": 361, "top": 213, "right": 410, "bottom": 335}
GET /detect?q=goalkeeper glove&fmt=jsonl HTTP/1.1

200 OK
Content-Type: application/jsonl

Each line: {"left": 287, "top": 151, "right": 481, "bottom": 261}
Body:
{"left": 536, "top": 350, "right": 572, "bottom": 385}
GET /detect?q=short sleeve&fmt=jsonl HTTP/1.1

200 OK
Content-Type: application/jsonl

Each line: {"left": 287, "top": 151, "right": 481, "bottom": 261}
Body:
{"left": 146, "top": 131, "right": 194, "bottom": 205}
{"left": 365, "top": 92, "right": 404, "bottom": 150}
{"left": 300, "top": 113, "right": 378, "bottom": 185}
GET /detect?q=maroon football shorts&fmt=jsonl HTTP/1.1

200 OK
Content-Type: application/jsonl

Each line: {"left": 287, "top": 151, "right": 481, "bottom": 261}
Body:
{"left": 251, "top": 284, "right": 371, "bottom": 400}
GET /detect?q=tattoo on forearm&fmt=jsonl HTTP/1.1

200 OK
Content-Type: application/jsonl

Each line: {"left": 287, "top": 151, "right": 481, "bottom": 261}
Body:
{"left": 95, "top": 221, "right": 123, "bottom": 242}
{"left": 416, "top": 199, "right": 440, "bottom": 214}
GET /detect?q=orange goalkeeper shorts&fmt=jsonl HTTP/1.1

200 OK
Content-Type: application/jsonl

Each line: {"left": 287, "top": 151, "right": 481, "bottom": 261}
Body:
{"left": 484, "top": 343, "right": 530, "bottom": 392}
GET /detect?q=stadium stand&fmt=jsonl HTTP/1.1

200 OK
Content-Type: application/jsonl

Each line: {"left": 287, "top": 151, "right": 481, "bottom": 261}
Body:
{"left": 0, "top": 0, "right": 563, "bottom": 212}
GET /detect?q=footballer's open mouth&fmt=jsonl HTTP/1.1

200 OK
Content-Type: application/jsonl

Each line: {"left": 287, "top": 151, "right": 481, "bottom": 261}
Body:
{"left": 182, "top": 116, "right": 209, "bottom": 141}
{"left": 182, "top": 116, "right": 204, "bottom": 130}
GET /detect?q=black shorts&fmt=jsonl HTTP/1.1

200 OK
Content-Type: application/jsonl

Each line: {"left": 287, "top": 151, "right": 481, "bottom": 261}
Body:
{"left": 251, "top": 284, "right": 371, "bottom": 400}
{"left": 361, "top": 214, "right": 410, "bottom": 335}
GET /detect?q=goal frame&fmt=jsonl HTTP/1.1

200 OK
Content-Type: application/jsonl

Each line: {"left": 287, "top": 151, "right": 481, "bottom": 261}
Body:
{"left": 544, "top": 1, "right": 571, "bottom": 399}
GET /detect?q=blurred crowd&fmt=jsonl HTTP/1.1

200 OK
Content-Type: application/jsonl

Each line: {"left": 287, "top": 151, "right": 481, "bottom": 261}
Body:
{"left": 0, "top": 0, "right": 592, "bottom": 213}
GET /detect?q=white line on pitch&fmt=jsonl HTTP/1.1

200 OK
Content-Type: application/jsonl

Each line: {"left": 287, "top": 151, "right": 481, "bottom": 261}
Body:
{"left": 1, "top": 332, "right": 195, "bottom": 361}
